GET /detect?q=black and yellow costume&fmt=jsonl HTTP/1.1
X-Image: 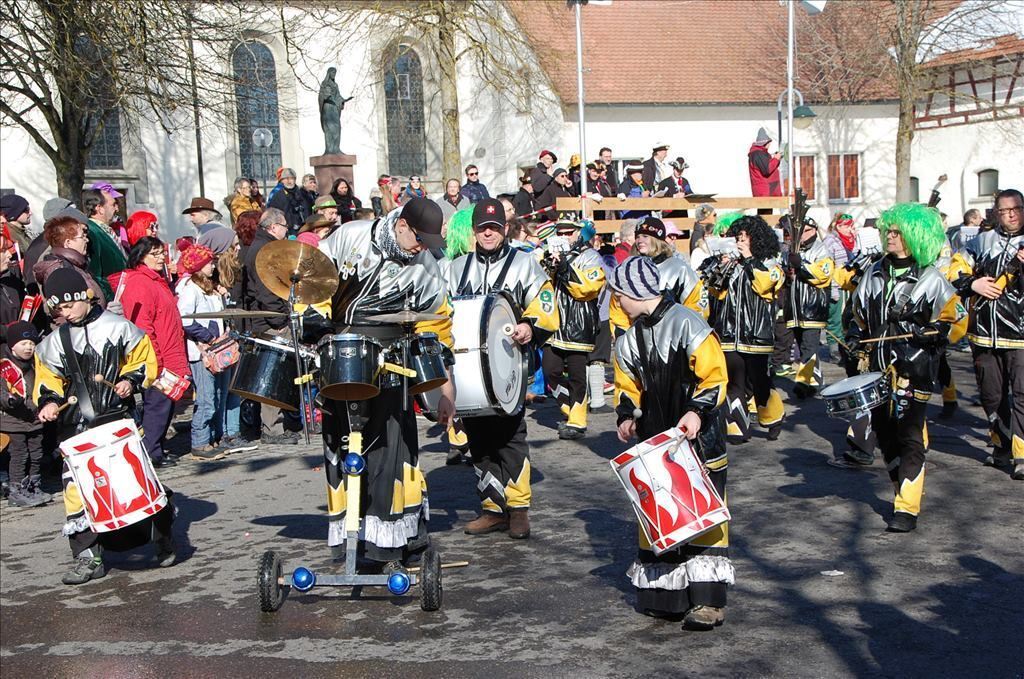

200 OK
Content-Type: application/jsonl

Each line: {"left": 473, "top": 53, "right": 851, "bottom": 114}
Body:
{"left": 543, "top": 243, "right": 606, "bottom": 434}
{"left": 448, "top": 243, "right": 559, "bottom": 516}
{"left": 786, "top": 236, "right": 834, "bottom": 394}
{"left": 848, "top": 256, "right": 964, "bottom": 524}
{"left": 949, "top": 225, "right": 1024, "bottom": 473}
{"left": 318, "top": 212, "right": 451, "bottom": 562}
{"left": 33, "top": 306, "right": 168, "bottom": 560}
{"left": 615, "top": 297, "right": 732, "bottom": 616}
{"left": 703, "top": 252, "right": 786, "bottom": 440}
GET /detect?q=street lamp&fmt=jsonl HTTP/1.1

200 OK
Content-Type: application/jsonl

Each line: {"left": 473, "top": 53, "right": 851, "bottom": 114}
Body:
{"left": 252, "top": 127, "right": 274, "bottom": 199}
{"left": 777, "top": 0, "right": 823, "bottom": 200}
{"left": 567, "top": 0, "right": 612, "bottom": 220}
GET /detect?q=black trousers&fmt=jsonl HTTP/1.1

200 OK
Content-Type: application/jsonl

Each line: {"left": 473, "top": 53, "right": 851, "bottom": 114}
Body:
{"left": 141, "top": 388, "right": 174, "bottom": 462}
{"left": 6, "top": 427, "right": 44, "bottom": 486}
{"left": 463, "top": 410, "right": 531, "bottom": 514}
{"left": 872, "top": 375, "right": 930, "bottom": 516}
{"left": 543, "top": 346, "right": 589, "bottom": 428}
{"left": 972, "top": 346, "right": 1024, "bottom": 467}
{"left": 772, "top": 319, "right": 795, "bottom": 368}
{"left": 69, "top": 503, "right": 175, "bottom": 557}
{"left": 724, "top": 352, "right": 781, "bottom": 438}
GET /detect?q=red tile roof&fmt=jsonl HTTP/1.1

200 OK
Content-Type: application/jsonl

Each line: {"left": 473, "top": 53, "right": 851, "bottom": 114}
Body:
{"left": 510, "top": 0, "right": 898, "bottom": 105}
{"left": 923, "top": 33, "right": 1024, "bottom": 68}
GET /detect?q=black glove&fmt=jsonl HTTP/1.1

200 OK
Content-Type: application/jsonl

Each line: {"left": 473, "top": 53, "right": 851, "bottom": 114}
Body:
{"left": 788, "top": 249, "right": 803, "bottom": 271}
{"left": 911, "top": 325, "right": 943, "bottom": 348}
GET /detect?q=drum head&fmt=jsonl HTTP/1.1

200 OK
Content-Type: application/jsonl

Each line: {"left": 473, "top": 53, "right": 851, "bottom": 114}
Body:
{"left": 821, "top": 372, "right": 884, "bottom": 397}
{"left": 484, "top": 296, "right": 526, "bottom": 415}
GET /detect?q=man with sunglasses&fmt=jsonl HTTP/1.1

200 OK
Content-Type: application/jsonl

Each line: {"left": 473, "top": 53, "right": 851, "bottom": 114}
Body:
{"left": 949, "top": 188, "right": 1024, "bottom": 481}
{"left": 317, "top": 197, "right": 456, "bottom": 569}
{"left": 461, "top": 164, "right": 490, "bottom": 204}
{"left": 447, "top": 198, "right": 559, "bottom": 539}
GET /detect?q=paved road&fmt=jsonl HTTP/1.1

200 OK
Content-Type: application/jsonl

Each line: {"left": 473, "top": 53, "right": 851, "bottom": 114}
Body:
{"left": 1, "top": 353, "right": 1021, "bottom": 678}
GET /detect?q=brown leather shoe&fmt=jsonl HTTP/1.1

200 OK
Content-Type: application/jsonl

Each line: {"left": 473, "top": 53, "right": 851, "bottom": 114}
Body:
{"left": 464, "top": 513, "right": 508, "bottom": 535}
{"left": 682, "top": 605, "right": 725, "bottom": 630}
{"left": 508, "top": 508, "right": 530, "bottom": 539}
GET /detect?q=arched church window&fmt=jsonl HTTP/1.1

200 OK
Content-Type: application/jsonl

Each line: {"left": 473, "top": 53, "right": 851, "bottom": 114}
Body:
{"left": 383, "top": 45, "right": 426, "bottom": 177}
{"left": 233, "top": 41, "right": 282, "bottom": 183}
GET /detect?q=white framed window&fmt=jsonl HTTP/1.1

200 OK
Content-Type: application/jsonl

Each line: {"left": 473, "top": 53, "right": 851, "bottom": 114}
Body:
{"left": 827, "top": 153, "right": 861, "bottom": 202}
{"left": 978, "top": 169, "right": 999, "bottom": 198}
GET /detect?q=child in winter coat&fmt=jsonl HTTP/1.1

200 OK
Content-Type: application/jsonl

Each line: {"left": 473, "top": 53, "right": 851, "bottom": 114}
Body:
{"left": 1, "top": 321, "right": 52, "bottom": 507}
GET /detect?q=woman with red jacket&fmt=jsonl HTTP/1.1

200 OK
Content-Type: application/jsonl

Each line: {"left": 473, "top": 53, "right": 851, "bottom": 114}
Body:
{"left": 108, "top": 236, "right": 190, "bottom": 468}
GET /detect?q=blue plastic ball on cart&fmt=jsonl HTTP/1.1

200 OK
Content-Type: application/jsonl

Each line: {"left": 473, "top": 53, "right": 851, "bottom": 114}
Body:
{"left": 387, "top": 570, "right": 411, "bottom": 595}
{"left": 343, "top": 452, "right": 365, "bottom": 475}
{"left": 292, "top": 566, "right": 316, "bottom": 591}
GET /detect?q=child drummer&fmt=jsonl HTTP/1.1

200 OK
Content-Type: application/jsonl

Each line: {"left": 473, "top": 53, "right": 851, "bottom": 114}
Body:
{"left": 846, "top": 203, "right": 964, "bottom": 533}
{"left": 33, "top": 269, "right": 176, "bottom": 585}
{"left": 611, "top": 256, "right": 734, "bottom": 631}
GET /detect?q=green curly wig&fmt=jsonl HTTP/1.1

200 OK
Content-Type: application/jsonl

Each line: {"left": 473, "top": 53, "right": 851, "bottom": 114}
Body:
{"left": 877, "top": 202, "right": 944, "bottom": 267}
{"left": 713, "top": 212, "right": 743, "bottom": 236}
{"left": 445, "top": 207, "right": 474, "bottom": 260}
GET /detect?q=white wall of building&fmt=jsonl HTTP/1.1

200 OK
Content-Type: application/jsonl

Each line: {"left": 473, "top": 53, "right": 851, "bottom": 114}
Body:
{"left": 912, "top": 117, "right": 1024, "bottom": 222}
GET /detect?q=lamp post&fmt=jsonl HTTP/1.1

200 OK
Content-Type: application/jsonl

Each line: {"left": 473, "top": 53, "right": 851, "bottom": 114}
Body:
{"left": 567, "top": 0, "right": 610, "bottom": 220}
{"left": 252, "top": 128, "right": 274, "bottom": 199}
{"left": 776, "top": 0, "right": 819, "bottom": 201}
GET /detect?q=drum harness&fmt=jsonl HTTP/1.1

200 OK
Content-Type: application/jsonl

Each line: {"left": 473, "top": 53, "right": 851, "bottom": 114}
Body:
{"left": 59, "top": 323, "right": 100, "bottom": 425}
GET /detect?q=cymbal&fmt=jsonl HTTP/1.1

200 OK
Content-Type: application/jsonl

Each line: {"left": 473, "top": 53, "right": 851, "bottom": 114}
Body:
{"left": 367, "top": 310, "right": 447, "bottom": 324}
{"left": 255, "top": 239, "right": 339, "bottom": 304}
{"left": 182, "top": 309, "right": 287, "bottom": 320}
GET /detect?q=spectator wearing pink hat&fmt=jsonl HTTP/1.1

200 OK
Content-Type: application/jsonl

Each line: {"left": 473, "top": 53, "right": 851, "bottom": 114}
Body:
{"left": 176, "top": 242, "right": 233, "bottom": 460}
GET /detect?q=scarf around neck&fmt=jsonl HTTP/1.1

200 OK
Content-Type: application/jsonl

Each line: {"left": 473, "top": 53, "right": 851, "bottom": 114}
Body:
{"left": 376, "top": 209, "right": 415, "bottom": 262}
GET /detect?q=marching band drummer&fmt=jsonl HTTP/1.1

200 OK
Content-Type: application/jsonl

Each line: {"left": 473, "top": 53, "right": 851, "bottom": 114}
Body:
{"left": 611, "top": 256, "right": 733, "bottom": 631}
{"left": 786, "top": 218, "right": 834, "bottom": 398}
{"left": 846, "top": 203, "right": 965, "bottom": 532}
{"left": 447, "top": 198, "right": 559, "bottom": 539}
{"left": 317, "top": 197, "right": 456, "bottom": 569}
{"left": 542, "top": 218, "right": 606, "bottom": 440}
{"left": 702, "top": 215, "right": 786, "bottom": 442}
{"left": 33, "top": 269, "right": 176, "bottom": 585}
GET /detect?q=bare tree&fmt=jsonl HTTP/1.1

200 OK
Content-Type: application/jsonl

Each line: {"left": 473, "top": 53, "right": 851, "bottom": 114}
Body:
{"left": 323, "top": 0, "right": 563, "bottom": 180}
{"left": 769, "top": 0, "right": 1009, "bottom": 201}
{"left": 0, "top": 0, "right": 323, "bottom": 199}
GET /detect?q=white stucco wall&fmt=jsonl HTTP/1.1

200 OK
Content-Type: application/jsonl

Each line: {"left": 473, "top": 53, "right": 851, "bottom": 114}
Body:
{"left": 911, "top": 117, "right": 1024, "bottom": 222}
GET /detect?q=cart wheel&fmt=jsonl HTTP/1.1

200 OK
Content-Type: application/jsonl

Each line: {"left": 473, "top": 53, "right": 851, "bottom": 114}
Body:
{"left": 419, "top": 547, "right": 442, "bottom": 612}
{"left": 257, "top": 550, "right": 285, "bottom": 613}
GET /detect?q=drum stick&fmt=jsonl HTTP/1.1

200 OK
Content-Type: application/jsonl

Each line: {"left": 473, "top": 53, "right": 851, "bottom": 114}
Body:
{"left": 55, "top": 395, "right": 79, "bottom": 414}
{"left": 407, "top": 561, "right": 470, "bottom": 573}
{"left": 93, "top": 374, "right": 119, "bottom": 389}
{"left": 858, "top": 330, "right": 937, "bottom": 345}
{"left": 825, "top": 330, "right": 852, "bottom": 352}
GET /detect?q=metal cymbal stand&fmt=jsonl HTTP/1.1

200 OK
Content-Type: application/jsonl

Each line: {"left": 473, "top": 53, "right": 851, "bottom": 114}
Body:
{"left": 287, "top": 276, "right": 314, "bottom": 445}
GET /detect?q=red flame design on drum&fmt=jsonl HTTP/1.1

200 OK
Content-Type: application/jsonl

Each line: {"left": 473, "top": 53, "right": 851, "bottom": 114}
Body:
{"left": 628, "top": 451, "right": 716, "bottom": 543}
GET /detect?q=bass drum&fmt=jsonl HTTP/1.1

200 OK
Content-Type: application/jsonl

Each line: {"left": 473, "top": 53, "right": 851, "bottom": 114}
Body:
{"left": 418, "top": 294, "right": 526, "bottom": 418}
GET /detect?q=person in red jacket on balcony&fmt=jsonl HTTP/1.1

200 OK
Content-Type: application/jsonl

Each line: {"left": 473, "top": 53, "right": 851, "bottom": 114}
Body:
{"left": 108, "top": 236, "right": 190, "bottom": 468}
{"left": 748, "top": 127, "right": 783, "bottom": 199}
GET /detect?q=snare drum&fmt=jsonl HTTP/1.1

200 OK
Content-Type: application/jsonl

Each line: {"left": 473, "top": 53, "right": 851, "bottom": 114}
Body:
{"left": 821, "top": 372, "right": 891, "bottom": 419}
{"left": 610, "top": 428, "right": 730, "bottom": 556}
{"left": 60, "top": 419, "right": 167, "bottom": 533}
{"left": 317, "top": 333, "right": 382, "bottom": 401}
{"left": 231, "top": 335, "right": 305, "bottom": 411}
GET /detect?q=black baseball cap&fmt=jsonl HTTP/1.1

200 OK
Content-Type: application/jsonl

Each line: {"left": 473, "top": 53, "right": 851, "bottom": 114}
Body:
{"left": 472, "top": 198, "right": 505, "bottom": 230}
{"left": 399, "top": 197, "right": 444, "bottom": 250}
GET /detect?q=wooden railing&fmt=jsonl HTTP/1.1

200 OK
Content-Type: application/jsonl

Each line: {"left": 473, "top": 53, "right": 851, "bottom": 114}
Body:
{"left": 554, "top": 196, "right": 790, "bottom": 234}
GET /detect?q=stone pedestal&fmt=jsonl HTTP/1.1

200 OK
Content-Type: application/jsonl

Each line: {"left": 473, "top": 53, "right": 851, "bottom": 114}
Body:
{"left": 310, "top": 154, "right": 357, "bottom": 192}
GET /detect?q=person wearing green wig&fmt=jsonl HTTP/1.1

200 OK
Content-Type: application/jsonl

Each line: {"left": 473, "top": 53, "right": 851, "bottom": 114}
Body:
{"left": 846, "top": 202, "right": 966, "bottom": 532}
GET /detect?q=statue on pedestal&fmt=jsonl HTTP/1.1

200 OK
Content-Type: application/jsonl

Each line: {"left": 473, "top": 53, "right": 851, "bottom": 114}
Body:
{"left": 318, "top": 67, "right": 353, "bottom": 155}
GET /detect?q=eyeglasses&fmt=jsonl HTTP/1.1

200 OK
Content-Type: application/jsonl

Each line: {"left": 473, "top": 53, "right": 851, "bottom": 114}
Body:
{"left": 886, "top": 229, "right": 903, "bottom": 238}
{"left": 410, "top": 176, "right": 421, "bottom": 182}
{"left": 467, "top": 172, "right": 478, "bottom": 177}
{"left": 147, "top": 250, "right": 166, "bottom": 259}
{"left": 997, "top": 205, "right": 1023, "bottom": 216}
{"left": 71, "top": 232, "right": 88, "bottom": 241}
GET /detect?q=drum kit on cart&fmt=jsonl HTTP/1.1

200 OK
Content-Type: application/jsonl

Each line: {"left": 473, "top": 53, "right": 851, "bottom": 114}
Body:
{"left": 179, "top": 240, "right": 527, "bottom": 613}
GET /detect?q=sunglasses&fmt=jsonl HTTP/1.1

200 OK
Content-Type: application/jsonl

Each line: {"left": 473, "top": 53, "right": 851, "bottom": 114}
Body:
{"left": 474, "top": 223, "right": 503, "bottom": 232}
{"left": 467, "top": 172, "right": 479, "bottom": 177}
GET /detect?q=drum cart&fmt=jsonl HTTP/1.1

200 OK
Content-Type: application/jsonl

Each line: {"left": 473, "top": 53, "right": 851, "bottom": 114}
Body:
{"left": 250, "top": 267, "right": 456, "bottom": 612}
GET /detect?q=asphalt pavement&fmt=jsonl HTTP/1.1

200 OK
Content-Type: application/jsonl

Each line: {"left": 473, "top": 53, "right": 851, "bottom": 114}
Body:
{"left": 1, "top": 351, "right": 1021, "bottom": 678}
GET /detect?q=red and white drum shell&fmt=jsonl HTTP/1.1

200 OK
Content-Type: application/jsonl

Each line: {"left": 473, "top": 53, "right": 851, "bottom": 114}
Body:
{"left": 59, "top": 418, "right": 167, "bottom": 533}
{"left": 610, "top": 428, "right": 730, "bottom": 555}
